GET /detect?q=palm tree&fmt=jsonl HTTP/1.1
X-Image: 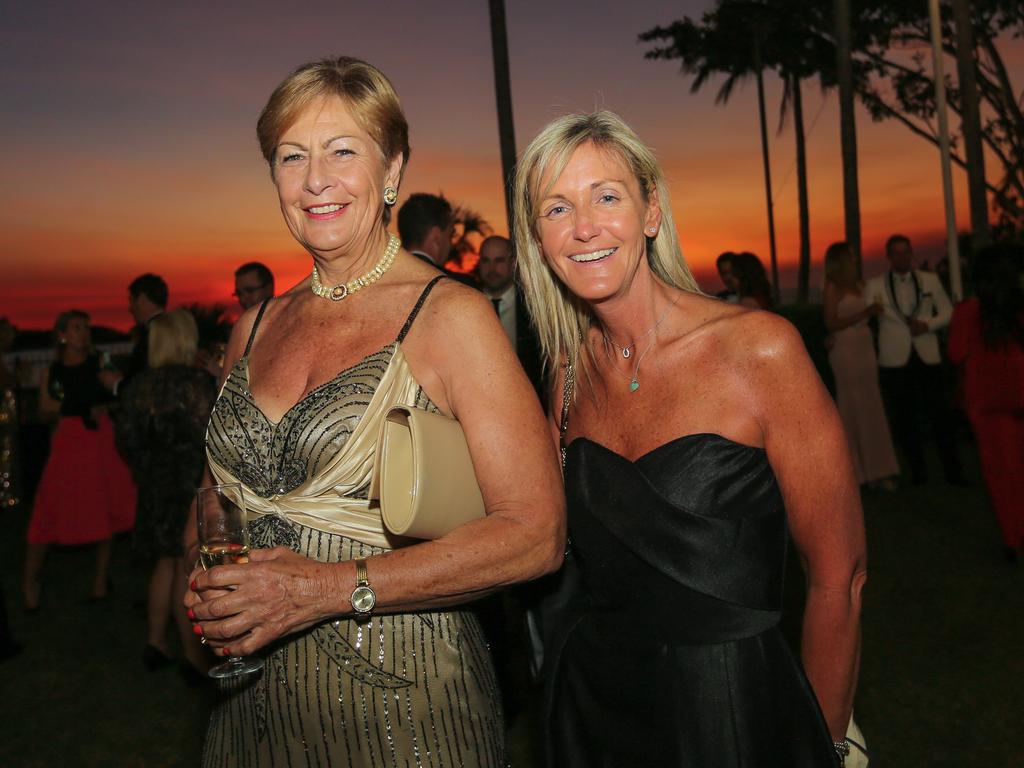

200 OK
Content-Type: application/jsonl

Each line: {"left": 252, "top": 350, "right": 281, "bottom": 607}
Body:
{"left": 642, "top": 0, "right": 833, "bottom": 303}
{"left": 488, "top": 0, "right": 517, "bottom": 233}
{"left": 835, "top": 0, "right": 863, "bottom": 267}
{"left": 951, "top": 0, "right": 990, "bottom": 245}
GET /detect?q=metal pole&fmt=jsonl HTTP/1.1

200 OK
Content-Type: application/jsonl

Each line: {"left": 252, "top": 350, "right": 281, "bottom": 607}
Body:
{"left": 488, "top": 0, "right": 517, "bottom": 234}
{"left": 928, "top": 0, "right": 963, "bottom": 301}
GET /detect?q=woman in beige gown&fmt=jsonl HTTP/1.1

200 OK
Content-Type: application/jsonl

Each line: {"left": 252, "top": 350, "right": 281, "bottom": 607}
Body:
{"left": 824, "top": 242, "right": 900, "bottom": 488}
{"left": 186, "top": 57, "right": 564, "bottom": 767}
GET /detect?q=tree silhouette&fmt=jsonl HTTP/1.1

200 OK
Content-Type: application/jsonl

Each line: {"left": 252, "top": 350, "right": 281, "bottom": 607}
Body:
{"left": 642, "top": 0, "right": 836, "bottom": 303}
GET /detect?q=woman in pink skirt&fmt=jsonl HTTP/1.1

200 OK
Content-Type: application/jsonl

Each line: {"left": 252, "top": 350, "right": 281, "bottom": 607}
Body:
{"left": 23, "top": 310, "right": 135, "bottom": 610}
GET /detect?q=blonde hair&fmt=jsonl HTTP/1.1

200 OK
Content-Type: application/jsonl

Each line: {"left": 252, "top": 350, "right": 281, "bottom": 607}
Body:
{"left": 148, "top": 310, "right": 198, "bottom": 368}
{"left": 257, "top": 56, "right": 409, "bottom": 183}
{"left": 513, "top": 111, "right": 700, "bottom": 378}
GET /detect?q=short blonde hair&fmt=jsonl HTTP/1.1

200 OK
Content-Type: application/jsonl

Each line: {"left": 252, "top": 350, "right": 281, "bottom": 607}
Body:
{"left": 148, "top": 310, "right": 198, "bottom": 368}
{"left": 513, "top": 111, "right": 700, "bottom": 378}
{"left": 257, "top": 56, "right": 409, "bottom": 175}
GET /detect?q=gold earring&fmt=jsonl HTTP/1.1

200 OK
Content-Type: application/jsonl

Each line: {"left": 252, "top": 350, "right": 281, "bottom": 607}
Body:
{"left": 383, "top": 186, "right": 398, "bottom": 206}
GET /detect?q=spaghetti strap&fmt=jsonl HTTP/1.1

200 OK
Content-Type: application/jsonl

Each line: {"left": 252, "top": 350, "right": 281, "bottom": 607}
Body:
{"left": 396, "top": 275, "right": 446, "bottom": 343}
{"left": 243, "top": 300, "right": 270, "bottom": 357}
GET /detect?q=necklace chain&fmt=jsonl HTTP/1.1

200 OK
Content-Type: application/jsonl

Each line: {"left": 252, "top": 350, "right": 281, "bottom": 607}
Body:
{"left": 310, "top": 233, "right": 400, "bottom": 301}
{"left": 601, "top": 295, "right": 679, "bottom": 392}
{"left": 603, "top": 298, "right": 675, "bottom": 359}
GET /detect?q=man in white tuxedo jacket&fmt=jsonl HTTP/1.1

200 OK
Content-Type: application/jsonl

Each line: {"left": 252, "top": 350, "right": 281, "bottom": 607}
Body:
{"left": 865, "top": 235, "right": 964, "bottom": 484}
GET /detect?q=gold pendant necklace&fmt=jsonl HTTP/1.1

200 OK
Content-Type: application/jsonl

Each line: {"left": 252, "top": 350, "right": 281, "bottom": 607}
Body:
{"left": 310, "top": 233, "right": 400, "bottom": 301}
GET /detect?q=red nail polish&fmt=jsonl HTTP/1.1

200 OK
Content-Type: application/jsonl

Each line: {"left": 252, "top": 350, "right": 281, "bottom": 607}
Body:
{"left": 192, "top": 624, "right": 203, "bottom": 635}
{"left": 187, "top": 608, "right": 195, "bottom": 620}
{"left": 190, "top": 579, "right": 198, "bottom": 591}
{"left": 223, "top": 648, "right": 231, "bottom": 656}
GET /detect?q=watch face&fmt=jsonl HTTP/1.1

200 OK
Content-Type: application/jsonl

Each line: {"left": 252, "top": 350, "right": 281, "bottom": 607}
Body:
{"left": 351, "top": 585, "right": 376, "bottom": 614}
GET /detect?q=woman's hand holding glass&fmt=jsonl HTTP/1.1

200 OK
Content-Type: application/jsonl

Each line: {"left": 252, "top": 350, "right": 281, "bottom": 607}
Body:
{"left": 191, "top": 484, "right": 264, "bottom": 678}
{"left": 187, "top": 536, "right": 342, "bottom": 661}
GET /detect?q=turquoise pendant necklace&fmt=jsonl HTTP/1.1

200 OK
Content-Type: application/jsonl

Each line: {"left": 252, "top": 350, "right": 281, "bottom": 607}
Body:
{"left": 602, "top": 296, "right": 678, "bottom": 393}
{"left": 626, "top": 335, "right": 657, "bottom": 392}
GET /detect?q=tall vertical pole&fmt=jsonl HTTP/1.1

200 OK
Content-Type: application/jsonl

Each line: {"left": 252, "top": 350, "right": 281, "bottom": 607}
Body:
{"left": 952, "top": 0, "right": 989, "bottom": 246}
{"left": 835, "top": 0, "right": 862, "bottom": 268}
{"left": 489, "top": 0, "right": 517, "bottom": 234}
{"left": 928, "top": 0, "right": 963, "bottom": 301}
{"left": 753, "top": 41, "right": 780, "bottom": 306}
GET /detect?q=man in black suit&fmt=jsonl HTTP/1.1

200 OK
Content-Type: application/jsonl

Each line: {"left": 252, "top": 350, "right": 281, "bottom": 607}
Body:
{"left": 396, "top": 193, "right": 476, "bottom": 287}
{"left": 99, "top": 273, "right": 167, "bottom": 396}
{"left": 478, "top": 235, "right": 544, "bottom": 399}
{"left": 397, "top": 193, "right": 456, "bottom": 269}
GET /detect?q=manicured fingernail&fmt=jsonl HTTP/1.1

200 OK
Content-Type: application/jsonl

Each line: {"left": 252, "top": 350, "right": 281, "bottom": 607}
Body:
{"left": 190, "top": 579, "right": 198, "bottom": 591}
{"left": 186, "top": 608, "right": 195, "bottom": 620}
{"left": 223, "top": 647, "right": 231, "bottom": 656}
{"left": 192, "top": 624, "right": 203, "bottom": 635}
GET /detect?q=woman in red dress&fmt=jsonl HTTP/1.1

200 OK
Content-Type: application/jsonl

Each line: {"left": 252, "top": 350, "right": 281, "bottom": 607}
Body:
{"left": 948, "top": 244, "right": 1024, "bottom": 562}
{"left": 23, "top": 310, "right": 136, "bottom": 610}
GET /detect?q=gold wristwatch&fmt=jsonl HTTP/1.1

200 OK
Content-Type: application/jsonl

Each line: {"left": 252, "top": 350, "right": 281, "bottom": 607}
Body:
{"left": 350, "top": 558, "right": 376, "bottom": 618}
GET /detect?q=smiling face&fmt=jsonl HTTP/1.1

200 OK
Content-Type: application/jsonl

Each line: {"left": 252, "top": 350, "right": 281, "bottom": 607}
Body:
{"left": 272, "top": 96, "right": 402, "bottom": 258}
{"left": 535, "top": 141, "right": 660, "bottom": 303}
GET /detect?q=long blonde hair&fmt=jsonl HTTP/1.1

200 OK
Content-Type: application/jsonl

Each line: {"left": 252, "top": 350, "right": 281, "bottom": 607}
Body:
{"left": 512, "top": 111, "right": 700, "bottom": 380}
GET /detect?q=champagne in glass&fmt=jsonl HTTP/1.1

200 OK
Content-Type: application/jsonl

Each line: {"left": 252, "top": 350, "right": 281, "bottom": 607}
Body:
{"left": 194, "top": 483, "right": 264, "bottom": 679}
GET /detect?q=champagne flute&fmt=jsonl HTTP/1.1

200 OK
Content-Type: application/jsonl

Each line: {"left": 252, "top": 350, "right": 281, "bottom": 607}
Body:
{"left": 195, "top": 483, "right": 264, "bottom": 679}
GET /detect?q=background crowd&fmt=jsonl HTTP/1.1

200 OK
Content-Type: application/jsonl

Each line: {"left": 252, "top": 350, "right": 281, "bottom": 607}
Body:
{"left": 1, "top": 186, "right": 1022, "bottom": 762}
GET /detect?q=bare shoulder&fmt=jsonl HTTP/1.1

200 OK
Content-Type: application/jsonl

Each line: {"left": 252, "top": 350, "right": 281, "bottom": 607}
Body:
{"left": 711, "top": 308, "right": 809, "bottom": 376}
{"left": 415, "top": 278, "right": 499, "bottom": 339}
{"left": 223, "top": 299, "right": 275, "bottom": 372}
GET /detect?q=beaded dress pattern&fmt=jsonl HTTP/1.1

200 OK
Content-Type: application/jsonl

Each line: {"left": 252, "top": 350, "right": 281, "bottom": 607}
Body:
{"left": 204, "top": 277, "right": 504, "bottom": 767}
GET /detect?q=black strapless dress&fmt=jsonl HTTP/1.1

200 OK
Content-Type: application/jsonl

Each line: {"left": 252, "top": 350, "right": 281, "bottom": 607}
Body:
{"left": 545, "top": 434, "right": 837, "bottom": 767}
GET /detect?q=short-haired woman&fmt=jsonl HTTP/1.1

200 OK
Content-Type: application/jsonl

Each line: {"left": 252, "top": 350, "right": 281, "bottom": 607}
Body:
{"left": 514, "top": 111, "right": 865, "bottom": 767}
{"left": 117, "top": 309, "right": 216, "bottom": 677}
{"left": 185, "top": 57, "right": 564, "bottom": 766}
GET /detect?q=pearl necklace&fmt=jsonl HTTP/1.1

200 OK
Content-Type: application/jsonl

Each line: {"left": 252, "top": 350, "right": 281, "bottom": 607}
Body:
{"left": 310, "top": 233, "right": 400, "bottom": 301}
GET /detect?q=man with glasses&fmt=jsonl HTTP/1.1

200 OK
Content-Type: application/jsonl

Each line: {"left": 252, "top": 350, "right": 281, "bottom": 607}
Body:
{"left": 233, "top": 262, "right": 275, "bottom": 310}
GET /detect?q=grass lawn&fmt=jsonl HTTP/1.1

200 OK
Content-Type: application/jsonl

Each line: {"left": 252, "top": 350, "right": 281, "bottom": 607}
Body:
{"left": 2, "top": 445, "right": 1021, "bottom": 766}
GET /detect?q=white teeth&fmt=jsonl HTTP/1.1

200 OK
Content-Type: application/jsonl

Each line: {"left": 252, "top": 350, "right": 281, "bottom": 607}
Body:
{"left": 309, "top": 203, "right": 343, "bottom": 214}
{"left": 569, "top": 247, "right": 615, "bottom": 263}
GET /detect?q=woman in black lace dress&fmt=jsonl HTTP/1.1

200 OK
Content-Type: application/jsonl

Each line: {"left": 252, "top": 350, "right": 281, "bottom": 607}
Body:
{"left": 513, "top": 112, "right": 866, "bottom": 767}
{"left": 117, "top": 309, "right": 215, "bottom": 674}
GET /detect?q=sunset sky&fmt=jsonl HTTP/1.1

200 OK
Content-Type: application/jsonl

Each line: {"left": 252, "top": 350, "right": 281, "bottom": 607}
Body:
{"left": 1, "top": 0, "right": 1017, "bottom": 330}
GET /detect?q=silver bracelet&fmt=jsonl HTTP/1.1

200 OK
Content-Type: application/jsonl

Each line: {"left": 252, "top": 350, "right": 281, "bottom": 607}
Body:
{"left": 833, "top": 739, "right": 850, "bottom": 766}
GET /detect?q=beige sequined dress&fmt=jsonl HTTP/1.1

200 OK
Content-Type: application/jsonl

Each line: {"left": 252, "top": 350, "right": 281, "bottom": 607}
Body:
{"left": 203, "top": 278, "right": 505, "bottom": 767}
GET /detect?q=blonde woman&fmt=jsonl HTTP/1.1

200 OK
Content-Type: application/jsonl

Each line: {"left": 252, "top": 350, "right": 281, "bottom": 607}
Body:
{"left": 823, "top": 242, "right": 900, "bottom": 490}
{"left": 184, "top": 57, "right": 563, "bottom": 766}
{"left": 514, "top": 112, "right": 865, "bottom": 767}
{"left": 117, "top": 309, "right": 215, "bottom": 678}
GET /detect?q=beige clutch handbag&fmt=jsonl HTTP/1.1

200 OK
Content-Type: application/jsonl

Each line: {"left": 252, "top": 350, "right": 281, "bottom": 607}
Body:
{"left": 370, "top": 406, "right": 485, "bottom": 539}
